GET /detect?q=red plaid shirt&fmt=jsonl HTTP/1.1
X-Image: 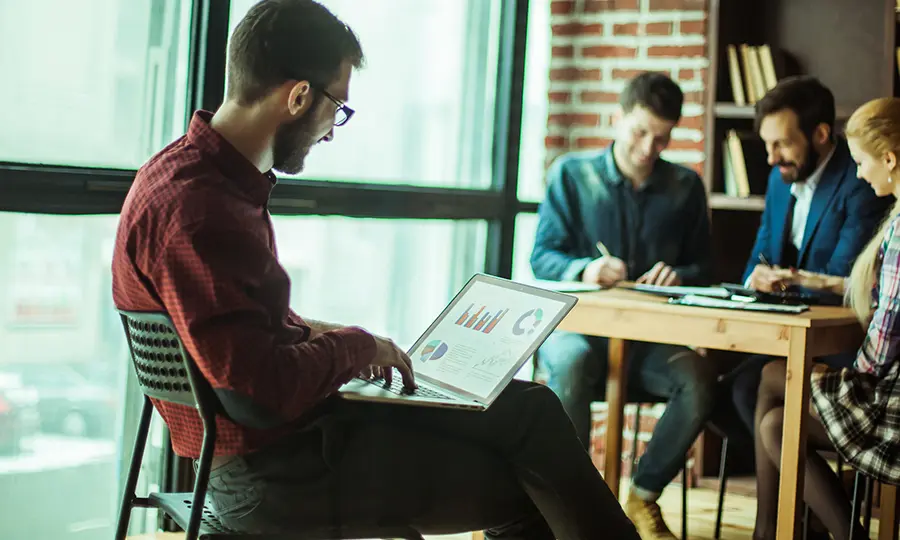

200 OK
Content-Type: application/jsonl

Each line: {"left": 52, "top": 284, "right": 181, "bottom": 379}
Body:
{"left": 112, "top": 111, "right": 377, "bottom": 458}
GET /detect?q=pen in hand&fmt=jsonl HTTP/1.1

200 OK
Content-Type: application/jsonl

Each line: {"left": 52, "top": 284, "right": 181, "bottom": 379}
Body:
{"left": 758, "top": 253, "right": 789, "bottom": 291}
{"left": 596, "top": 241, "right": 611, "bottom": 258}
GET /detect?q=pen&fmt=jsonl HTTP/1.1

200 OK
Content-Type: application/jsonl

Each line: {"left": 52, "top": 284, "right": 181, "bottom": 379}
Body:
{"left": 759, "top": 253, "right": 789, "bottom": 291}
{"left": 596, "top": 241, "right": 611, "bottom": 258}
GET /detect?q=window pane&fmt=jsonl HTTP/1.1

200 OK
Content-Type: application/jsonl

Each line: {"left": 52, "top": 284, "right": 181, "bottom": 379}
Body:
{"left": 228, "top": 0, "right": 502, "bottom": 188}
{"left": 518, "top": 0, "right": 551, "bottom": 202}
{"left": 0, "top": 213, "right": 161, "bottom": 540}
{"left": 272, "top": 217, "right": 487, "bottom": 348}
{"left": 512, "top": 212, "right": 539, "bottom": 283}
{"left": 0, "top": 0, "right": 193, "bottom": 168}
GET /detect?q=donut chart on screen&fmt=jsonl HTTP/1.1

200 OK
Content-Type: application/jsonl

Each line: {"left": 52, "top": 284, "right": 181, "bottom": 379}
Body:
{"left": 513, "top": 308, "right": 544, "bottom": 336}
{"left": 420, "top": 339, "right": 449, "bottom": 362}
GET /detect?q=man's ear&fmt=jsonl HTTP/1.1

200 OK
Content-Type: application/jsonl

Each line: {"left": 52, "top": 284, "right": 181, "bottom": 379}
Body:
{"left": 812, "top": 122, "right": 832, "bottom": 146}
{"left": 611, "top": 105, "right": 623, "bottom": 126}
{"left": 287, "top": 81, "right": 314, "bottom": 117}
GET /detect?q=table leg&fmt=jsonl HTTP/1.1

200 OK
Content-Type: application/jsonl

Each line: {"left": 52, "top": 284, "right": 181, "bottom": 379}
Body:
{"left": 776, "top": 327, "right": 812, "bottom": 540}
{"left": 604, "top": 338, "right": 628, "bottom": 498}
{"left": 879, "top": 484, "right": 899, "bottom": 540}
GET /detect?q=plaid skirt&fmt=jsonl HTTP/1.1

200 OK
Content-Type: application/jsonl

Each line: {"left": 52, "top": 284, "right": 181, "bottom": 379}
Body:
{"left": 811, "top": 361, "right": 900, "bottom": 484}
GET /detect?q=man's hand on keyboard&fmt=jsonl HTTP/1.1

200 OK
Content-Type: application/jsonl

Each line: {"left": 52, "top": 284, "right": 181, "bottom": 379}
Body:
{"left": 370, "top": 337, "right": 417, "bottom": 390}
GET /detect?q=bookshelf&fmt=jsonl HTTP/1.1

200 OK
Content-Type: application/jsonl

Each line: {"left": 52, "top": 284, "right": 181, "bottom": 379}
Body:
{"left": 702, "top": 0, "right": 898, "bottom": 284}
{"left": 696, "top": 0, "right": 899, "bottom": 479}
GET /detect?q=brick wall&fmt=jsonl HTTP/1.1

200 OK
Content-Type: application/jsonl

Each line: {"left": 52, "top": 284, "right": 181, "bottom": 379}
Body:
{"left": 545, "top": 0, "right": 709, "bottom": 175}
{"left": 541, "top": 0, "right": 710, "bottom": 485}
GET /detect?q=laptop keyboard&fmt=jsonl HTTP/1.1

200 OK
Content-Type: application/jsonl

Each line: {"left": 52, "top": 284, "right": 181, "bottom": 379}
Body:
{"left": 360, "top": 372, "right": 455, "bottom": 400}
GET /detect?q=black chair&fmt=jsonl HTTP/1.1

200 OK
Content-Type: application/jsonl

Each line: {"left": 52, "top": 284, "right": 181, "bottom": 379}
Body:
{"left": 114, "top": 310, "right": 424, "bottom": 540}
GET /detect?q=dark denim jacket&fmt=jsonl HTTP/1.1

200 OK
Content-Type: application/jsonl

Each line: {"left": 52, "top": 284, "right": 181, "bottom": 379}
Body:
{"left": 530, "top": 145, "right": 712, "bottom": 285}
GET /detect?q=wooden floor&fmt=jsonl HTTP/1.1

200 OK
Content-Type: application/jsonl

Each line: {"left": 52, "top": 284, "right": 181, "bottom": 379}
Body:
{"left": 128, "top": 477, "right": 882, "bottom": 539}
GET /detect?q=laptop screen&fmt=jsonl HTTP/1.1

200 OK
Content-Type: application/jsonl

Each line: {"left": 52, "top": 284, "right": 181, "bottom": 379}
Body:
{"left": 407, "top": 274, "right": 576, "bottom": 404}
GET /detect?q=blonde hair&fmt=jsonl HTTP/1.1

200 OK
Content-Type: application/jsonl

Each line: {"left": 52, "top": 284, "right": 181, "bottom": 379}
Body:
{"left": 845, "top": 97, "right": 900, "bottom": 323}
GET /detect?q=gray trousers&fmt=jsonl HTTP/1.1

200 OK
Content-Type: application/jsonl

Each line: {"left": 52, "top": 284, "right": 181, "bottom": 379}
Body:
{"left": 203, "top": 380, "right": 640, "bottom": 540}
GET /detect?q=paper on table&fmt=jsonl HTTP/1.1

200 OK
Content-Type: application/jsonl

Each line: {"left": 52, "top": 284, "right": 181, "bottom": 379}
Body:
{"left": 624, "top": 283, "right": 732, "bottom": 298}
{"left": 670, "top": 294, "right": 809, "bottom": 313}
{"left": 523, "top": 279, "right": 604, "bottom": 293}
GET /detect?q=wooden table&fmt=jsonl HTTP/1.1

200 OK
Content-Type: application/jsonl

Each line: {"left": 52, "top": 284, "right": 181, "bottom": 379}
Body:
{"left": 556, "top": 287, "right": 867, "bottom": 540}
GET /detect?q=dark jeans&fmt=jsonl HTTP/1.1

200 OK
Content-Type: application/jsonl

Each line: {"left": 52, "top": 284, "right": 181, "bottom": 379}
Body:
{"left": 537, "top": 331, "right": 718, "bottom": 495}
{"left": 724, "top": 352, "right": 856, "bottom": 437}
{"left": 203, "top": 380, "right": 640, "bottom": 540}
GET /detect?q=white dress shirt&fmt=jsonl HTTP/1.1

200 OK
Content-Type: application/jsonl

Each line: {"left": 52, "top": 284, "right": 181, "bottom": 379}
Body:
{"left": 788, "top": 144, "right": 836, "bottom": 251}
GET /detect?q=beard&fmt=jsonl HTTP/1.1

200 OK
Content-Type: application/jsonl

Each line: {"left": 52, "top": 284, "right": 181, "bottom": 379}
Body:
{"left": 272, "top": 114, "right": 319, "bottom": 175}
{"left": 778, "top": 142, "right": 820, "bottom": 184}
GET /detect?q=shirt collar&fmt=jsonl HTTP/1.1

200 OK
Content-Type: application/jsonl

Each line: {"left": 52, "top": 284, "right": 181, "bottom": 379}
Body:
{"left": 790, "top": 144, "right": 836, "bottom": 198}
{"left": 602, "top": 142, "right": 661, "bottom": 191}
{"left": 602, "top": 145, "right": 626, "bottom": 186}
{"left": 187, "top": 110, "right": 277, "bottom": 206}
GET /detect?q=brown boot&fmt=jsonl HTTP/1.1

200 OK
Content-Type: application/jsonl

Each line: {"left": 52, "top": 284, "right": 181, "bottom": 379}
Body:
{"left": 624, "top": 491, "right": 678, "bottom": 539}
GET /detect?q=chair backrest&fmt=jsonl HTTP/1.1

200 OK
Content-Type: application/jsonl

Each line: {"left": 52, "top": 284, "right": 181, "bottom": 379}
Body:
{"left": 118, "top": 310, "right": 218, "bottom": 417}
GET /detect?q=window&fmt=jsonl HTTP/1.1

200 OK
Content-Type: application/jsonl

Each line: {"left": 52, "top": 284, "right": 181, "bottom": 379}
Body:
{"left": 0, "top": 213, "right": 137, "bottom": 540}
{"left": 517, "top": 0, "right": 551, "bottom": 202}
{"left": 272, "top": 216, "right": 487, "bottom": 348}
{"left": 228, "top": 0, "right": 503, "bottom": 188}
{"left": 0, "top": 0, "right": 193, "bottom": 169}
{"left": 512, "top": 212, "right": 539, "bottom": 283}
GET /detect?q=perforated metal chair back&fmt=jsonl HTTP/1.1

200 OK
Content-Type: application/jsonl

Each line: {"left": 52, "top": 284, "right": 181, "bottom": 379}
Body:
{"left": 121, "top": 311, "right": 215, "bottom": 409}
{"left": 114, "top": 310, "right": 424, "bottom": 540}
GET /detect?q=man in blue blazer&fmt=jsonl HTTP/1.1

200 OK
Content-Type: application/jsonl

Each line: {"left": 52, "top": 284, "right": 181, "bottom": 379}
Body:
{"left": 726, "top": 76, "right": 891, "bottom": 437}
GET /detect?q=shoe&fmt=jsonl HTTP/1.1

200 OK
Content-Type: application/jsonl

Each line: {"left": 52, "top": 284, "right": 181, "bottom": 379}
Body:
{"left": 624, "top": 491, "right": 678, "bottom": 539}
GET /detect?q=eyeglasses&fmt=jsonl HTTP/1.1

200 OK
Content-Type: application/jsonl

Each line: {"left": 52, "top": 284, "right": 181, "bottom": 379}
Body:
{"left": 319, "top": 88, "right": 355, "bottom": 127}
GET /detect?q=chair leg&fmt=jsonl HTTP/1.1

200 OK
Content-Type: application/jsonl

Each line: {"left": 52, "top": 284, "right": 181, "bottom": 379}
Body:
{"left": 863, "top": 475, "right": 874, "bottom": 533}
{"left": 714, "top": 437, "right": 729, "bottom": 539}
{"left": 850, "top": 471, "right": 864, "bottom": 538}
{"left": 187, "top": 422, "right": 217, "bottom": 540}
{"left": 803, "top": 504, "right": 810, "bottom": 540}
{"left": 682, "top": 456, "right": 688, "bottom": 540}
{"left": 115, "top": 397, "right": 153, "bottom": 540}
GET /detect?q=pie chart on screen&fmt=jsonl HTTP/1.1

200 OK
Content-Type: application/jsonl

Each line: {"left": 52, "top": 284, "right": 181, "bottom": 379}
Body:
{"left": 420, "top": 340, "right": 449, "bottom": 362}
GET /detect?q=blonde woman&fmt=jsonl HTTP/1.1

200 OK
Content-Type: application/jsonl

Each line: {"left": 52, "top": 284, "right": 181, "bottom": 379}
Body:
{"left": 753, "top": 97, "right": 900, "bottom": 540}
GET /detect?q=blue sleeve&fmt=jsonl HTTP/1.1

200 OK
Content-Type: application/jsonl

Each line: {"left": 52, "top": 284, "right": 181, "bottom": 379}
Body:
{"left": 821, "top": 179, "right": 892, "bottom": 277}
{"left": 672, "top": 174, "right": 712, "bottom": 285}
{"left": 530, "top": 157, "right": 593, "bottom": 281}
{"left": 742, "top": 173, "right": 777, "bottom": 283}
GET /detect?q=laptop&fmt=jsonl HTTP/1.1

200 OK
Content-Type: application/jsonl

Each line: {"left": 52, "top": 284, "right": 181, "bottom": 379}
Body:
{"left": 338, "top": 273, "right": 578, "bottom": 411}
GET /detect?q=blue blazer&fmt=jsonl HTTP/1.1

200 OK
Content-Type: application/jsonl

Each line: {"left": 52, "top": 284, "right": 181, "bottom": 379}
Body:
{"left": 742, "top": 137, "right": 892, "bottom": 283}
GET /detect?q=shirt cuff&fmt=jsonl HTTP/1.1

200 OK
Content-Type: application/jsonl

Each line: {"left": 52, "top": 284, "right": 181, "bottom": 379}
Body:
{"left": 332, "top": 326, "right": 378, "bottom": 372}
{"left": 561, "top": 257, "right": 594, "bottom": 282}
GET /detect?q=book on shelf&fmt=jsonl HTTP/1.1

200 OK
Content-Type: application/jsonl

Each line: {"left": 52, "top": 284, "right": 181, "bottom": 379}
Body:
{"left": 725, "top": 45, "right": 746, "bottom": 106}
{"left": 726, "top": 43, "right": 780, "bottom": 105}
{"left": 722, "top": 129, "right": 769, "bottom": 198}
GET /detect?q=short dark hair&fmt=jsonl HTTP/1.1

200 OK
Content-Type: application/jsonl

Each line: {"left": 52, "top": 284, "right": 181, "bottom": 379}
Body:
{"left": 619, "top": 71, "right": 684, "bottom": 123}
{"left": 754, "top": 75, "right": 835, "bottom": 139}
{"left": 227, "top": 0, "right": 365, "bottom": 105}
